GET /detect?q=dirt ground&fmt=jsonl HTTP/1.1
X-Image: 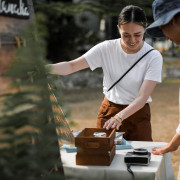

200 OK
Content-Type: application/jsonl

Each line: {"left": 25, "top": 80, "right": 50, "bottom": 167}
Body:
{"left": 63, "top": 80, "right": 180, "bottom": 180}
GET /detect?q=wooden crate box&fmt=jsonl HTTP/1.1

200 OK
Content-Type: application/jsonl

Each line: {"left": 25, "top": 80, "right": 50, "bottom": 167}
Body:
{"left": 76, "top": 145, "right": 115, "bottom": 166}
{"left": 75, "top": 128, "right": 116, "bottom": 165}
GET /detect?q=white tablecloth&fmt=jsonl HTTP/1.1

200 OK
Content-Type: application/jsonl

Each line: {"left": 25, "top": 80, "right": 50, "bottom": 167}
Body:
{"left": 60, "top": 141, "right": 175, "bottom": 180}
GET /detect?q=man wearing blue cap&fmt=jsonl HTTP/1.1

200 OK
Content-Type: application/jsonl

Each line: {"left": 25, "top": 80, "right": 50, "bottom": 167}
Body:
{"left": 147, "top": 0, "right": 180, "bottom": 155}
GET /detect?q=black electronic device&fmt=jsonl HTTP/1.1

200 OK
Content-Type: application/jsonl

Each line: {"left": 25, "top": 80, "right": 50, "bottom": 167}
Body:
{"left": 124, "top": 148, "right": 151, "bottom": 165}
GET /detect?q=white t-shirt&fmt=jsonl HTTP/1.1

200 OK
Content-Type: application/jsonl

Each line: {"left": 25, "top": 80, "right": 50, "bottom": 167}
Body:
{"left": 83, "top": 38, "right": 163, "bottom": 104}
{"left": 176, "top": 124, "right": 180, "bottom": 135}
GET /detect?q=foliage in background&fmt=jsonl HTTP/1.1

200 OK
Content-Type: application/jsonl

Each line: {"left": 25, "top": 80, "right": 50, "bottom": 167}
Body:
{"left": 0, "top": 13, "right": 66, "bottom": 180}
{"left": 32, "top": 0, "right": 154, "bottom": 63}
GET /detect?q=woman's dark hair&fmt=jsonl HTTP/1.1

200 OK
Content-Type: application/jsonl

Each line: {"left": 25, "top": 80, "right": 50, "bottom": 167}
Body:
{"left": 118, "top": 5, "right": 147, "bottom": 28}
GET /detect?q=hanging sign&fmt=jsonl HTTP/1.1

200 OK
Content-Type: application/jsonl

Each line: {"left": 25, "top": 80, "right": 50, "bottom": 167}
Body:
{"left": 0, "top": 0, "right": 30, "bottom": 19}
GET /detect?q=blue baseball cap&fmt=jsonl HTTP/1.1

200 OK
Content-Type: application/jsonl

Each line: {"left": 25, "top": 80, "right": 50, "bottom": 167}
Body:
{"left": 146, "top": 0, "right": 180, "bottom": 38}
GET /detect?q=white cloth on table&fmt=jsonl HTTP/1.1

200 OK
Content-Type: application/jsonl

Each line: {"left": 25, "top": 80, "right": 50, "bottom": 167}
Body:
{"left": 60, "top": 141, "right": 175, "bottom": 180}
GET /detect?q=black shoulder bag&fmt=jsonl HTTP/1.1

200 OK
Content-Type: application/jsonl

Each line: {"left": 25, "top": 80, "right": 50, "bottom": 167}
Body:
{"left": 107, "top": 49, "right": 154, "bottom": 92}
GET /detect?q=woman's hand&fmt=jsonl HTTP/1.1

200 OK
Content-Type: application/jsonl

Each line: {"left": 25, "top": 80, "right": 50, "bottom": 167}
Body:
{"left": 103, "top": 115, "right": 122, "bottom": 130}
{"left": 152, "top": 133, "right": 180, "bottom": 155}
{"left": 152, "top": 145, "right": 170, "bottom": 155}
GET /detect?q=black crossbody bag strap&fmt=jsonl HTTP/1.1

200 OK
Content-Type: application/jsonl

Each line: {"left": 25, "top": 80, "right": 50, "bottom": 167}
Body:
{"left": 107, "top": 49, "right": 154, "bottom": 92}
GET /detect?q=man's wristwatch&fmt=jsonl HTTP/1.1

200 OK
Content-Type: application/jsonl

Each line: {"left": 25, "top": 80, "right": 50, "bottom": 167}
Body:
{"left": 116, "top": 113, "right": 123, "bottom": 122}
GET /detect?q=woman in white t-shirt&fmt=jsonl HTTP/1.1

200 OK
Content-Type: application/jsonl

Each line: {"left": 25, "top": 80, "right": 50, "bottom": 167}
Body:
{"left": 47, "top": 5, "right": 163, "bottom": 141}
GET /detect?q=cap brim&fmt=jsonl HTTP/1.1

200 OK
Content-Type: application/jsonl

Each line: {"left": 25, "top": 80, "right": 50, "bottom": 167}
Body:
{"left": 147, "top": 8, "right": 180, "bottom": 38}
{"left": 146, "top": 25, "right": 165, "bottom": 38}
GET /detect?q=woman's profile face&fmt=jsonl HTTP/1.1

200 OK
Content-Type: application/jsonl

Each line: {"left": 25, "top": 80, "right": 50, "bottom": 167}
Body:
{"left": 118, "top": 22, "right": 145, "bottom": 53}
{"left": 160, "top": 18, "right": 180, "bottom": 45}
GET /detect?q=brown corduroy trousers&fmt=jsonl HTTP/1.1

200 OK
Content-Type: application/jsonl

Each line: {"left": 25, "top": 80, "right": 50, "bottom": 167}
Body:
{"left": 97, "top": 97, "right": 153, "bottom": 141}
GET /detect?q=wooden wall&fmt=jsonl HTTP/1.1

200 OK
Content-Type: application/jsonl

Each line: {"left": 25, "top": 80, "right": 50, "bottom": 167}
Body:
{"left": 0, "top": 0, "right": 34, "bottom": 95}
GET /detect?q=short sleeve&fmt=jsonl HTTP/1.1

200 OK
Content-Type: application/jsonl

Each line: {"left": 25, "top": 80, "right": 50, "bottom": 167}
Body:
{"left": 144, "top": 51, "right": 163, "bottom": 83}
{"left": 83, "top": 42, "right": 104, "bottom": 71}
{"left": 176, "top": 124, "right": 180, "bottom": 135}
